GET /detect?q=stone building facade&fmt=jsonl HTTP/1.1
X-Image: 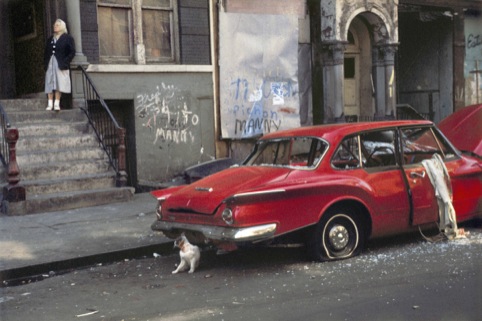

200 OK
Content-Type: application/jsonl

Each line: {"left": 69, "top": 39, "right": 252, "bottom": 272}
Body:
{"left": 0, "top": 0, "right": 480, "bottom": 188}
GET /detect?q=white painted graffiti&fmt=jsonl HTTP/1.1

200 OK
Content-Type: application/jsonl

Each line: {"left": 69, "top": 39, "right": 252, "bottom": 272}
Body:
{"left": 136, "top": 83, "right": 199, "bottom": 145}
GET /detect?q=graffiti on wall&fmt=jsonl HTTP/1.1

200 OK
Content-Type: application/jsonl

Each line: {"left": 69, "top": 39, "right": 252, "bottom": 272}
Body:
{"left": 223, "top": 75, "right": 297, "bottom": 137}
{"left": 136, "top": 83, "right": 199, "bottom": 145}
{"left": 219, "top": 12, "right": 300, "bottom": 139}
{"left": 467, "top": 33, "right": 482, "bottom": 49}
{"left": 465, "top": 14, "right": 482, "bottom": 104}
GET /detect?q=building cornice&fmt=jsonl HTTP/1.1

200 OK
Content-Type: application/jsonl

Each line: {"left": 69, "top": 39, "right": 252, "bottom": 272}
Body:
{"left": 86, "top": 64, "right": 214, "bottom": 73}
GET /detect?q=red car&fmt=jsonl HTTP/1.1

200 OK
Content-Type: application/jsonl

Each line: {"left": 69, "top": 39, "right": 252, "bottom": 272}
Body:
{"left": 151, "top": 119, "right": 482, "bottom": 261}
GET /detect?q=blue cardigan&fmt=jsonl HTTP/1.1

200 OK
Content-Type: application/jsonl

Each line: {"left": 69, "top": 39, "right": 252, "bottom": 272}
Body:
{"left": 44, "top": 33, "right": 76, "bottom": 71}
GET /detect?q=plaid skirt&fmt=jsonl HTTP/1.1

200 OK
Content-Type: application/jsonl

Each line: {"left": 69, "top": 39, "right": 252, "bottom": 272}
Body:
{"left": 44, "top": 55, "right": 71, "bottom": 94}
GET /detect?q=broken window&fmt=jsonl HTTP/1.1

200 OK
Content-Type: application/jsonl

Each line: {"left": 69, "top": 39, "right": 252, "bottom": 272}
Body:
{"left": 245, "top": 137, "right": 327, "bottom": 168}
{"left": 332, "top": 136, "right": 361, "bottom": 169}
{"left": 360, "top": 130, "right": 397, "bottom": 168}
{"left": 400, "top": 126, "right": 456, "bottom": 165}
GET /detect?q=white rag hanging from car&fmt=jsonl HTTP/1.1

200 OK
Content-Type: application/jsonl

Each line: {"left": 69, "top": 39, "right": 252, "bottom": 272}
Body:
{"left": 421, "top": 153, "right": 464, "bottom": 240}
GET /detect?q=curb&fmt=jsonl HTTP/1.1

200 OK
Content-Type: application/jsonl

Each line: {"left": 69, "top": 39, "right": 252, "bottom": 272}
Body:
{"left": 1, "top": 242, "right": 174, "bottom": 288}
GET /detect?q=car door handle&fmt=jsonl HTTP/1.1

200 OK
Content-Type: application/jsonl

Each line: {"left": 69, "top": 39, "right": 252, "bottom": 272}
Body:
{"left": 410, "top": 171, "right": 426, "bottom": 179}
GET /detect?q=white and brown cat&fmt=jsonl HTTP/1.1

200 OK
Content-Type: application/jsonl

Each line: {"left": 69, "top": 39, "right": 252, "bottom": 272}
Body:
{"left": 172, "top": 234, "right": 200, "bottom": 274}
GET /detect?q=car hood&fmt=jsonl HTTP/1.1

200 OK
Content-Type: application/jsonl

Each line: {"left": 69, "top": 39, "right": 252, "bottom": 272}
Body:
{"left": 438, "top": 104, "right": 482, "bottom": 157}
{"left": 163, "top": 166, "right": 291, "bottom": 214}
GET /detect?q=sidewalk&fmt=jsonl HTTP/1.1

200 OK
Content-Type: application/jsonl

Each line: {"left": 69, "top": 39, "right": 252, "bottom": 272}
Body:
{"left": 0, "top": 193, "right": 172, "bottom": 284}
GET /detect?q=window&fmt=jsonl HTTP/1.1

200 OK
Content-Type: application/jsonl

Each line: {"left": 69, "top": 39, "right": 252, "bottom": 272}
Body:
{"left": 360, "top": 130, "right": 397, "bottom": 168}
{"left": 332, "top": 136, "right": 361, "bottom": 169}
{"left": 245, "top": 137, "right": 327, "bottom": 168}
{"left": 400, "top": 127, "right": 456, "bottom": 165}
{"left": 98, "top": 0, "right": 178, "bottom": 63}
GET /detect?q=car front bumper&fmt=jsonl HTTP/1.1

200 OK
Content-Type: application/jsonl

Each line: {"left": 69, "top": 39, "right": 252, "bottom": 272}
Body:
{"left": 151, "top": 220, "right": 277, "bottom": 242}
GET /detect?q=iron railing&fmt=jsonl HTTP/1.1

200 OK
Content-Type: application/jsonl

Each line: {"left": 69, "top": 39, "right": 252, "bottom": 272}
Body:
{"left": 78, "top": 66, "right": 127, "bottom": 187}
{"left": 0, "top": 102, "right": 11, "bottom": 167}
{"left": 0, "top": 102, "right": 25, "bottom": 203}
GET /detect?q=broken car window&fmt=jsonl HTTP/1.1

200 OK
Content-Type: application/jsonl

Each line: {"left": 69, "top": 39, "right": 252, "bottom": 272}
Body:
{"left": 360, "top": 130, "right": 397, "bottom": 168}
{"left": 245, "top": 137, "right": 327, "bottom": 169}
{"left": 332, "top": 136, "right": 361, "bottom": 169}
{"left": 400, "top": 126, "right": 455, "bottom": 165}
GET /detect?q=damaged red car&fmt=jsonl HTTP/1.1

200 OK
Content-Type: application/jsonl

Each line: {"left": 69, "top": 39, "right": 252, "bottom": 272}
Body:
{"left": 151, "top": 118, "right": 482, "bottom": 261}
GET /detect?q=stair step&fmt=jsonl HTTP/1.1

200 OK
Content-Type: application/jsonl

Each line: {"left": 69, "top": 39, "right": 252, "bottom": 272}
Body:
{"left": 22, "top": 172, "right": 117, "bottom": 195}
{"left": 6, "top": 109, "right": 87, "bottom": 125}
{"left": 0, "top": 98, "right": 132, "bottom": 215}
{"left": 20, "top": 159, "right": 112, "bottom": 180}
{"left": 17, "top": 135, "right": 99, "bottom": 152}
{"left": 17, "top": 133, "right": 99, "bottom": 151}
{"left": 17, "top": 147, "right": 106, "bottom": 165}
{"left": 0, "top": 98, "right": 48, "bottom": 111}
{"left": 18, "top": 121, "right": 91, "bottom": 136}
{"left": 5, "top": 187, "right": 135, "bottom": 215}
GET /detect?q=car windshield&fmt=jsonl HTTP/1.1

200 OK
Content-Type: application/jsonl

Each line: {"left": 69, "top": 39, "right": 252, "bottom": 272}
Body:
{"left": 244, "top": 137, "right": 328, "bottom": 168}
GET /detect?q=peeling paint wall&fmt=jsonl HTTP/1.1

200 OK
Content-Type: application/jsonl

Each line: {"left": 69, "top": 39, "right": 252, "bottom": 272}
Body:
{"left": 465, "top": 11, "right": 482, "bottom": 105}
{"left": 86, "top": 71, "right": 214, "bottom": 186}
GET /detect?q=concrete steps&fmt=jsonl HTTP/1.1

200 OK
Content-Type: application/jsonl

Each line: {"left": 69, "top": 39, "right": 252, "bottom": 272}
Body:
{"left": 0, "top": 98, "right": 134, "bottom": 215}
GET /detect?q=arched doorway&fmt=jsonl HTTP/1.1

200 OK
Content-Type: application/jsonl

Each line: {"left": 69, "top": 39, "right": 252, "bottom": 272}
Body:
{"left": 343, "top": 30, "right": 360, "bottom": 118}
{"left": 343, "top": 16, "right": 374, "bottom": 121}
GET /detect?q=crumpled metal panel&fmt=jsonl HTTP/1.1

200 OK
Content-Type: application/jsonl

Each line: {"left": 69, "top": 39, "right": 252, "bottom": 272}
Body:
{"left": 219, "top": 11, "right": 300, "bottom": 139}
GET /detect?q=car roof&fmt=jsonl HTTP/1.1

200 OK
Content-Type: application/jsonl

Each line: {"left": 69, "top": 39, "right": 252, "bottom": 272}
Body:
{"left": 259, "top": 120, "right": 433, "bottom": 142}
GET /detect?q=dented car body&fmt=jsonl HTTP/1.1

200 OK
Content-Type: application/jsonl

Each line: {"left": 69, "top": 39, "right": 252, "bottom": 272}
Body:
{"left": 151, "top": 120, "right": 482, "bottom": 261}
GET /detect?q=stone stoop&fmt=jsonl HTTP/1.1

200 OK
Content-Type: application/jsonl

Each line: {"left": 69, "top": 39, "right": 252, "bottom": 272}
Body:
{"left": 0, "top": 98, "right": 134, "bottom": 215}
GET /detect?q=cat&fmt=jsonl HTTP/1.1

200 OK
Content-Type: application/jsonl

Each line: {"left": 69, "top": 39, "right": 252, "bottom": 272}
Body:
{"left": 172, "top": 234, "right": 201, "bottom": 274}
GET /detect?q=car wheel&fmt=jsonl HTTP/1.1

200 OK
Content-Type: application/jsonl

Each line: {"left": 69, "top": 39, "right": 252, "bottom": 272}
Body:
{"left": 309, "top": 207, "right": 365, "bottom": 262}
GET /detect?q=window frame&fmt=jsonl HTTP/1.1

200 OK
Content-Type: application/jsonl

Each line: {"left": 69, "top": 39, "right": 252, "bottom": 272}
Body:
{"left": 97, "top": 0, "right": 179, "bottom": 64}
{"left": 244, "top": 137, "right": 328, "bottom": 169}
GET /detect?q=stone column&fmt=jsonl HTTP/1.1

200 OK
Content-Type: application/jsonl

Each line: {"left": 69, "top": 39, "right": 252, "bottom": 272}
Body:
{"left": 321, "top": 42, "right": 345, "bottom": 123}
{"left": 373, "top": 43, "right": 398, "bottom": 120}
{"left": 66, "top": 0, "right": 87, "bottom": 65}
{"left": 381, "top": 44, "right": 397, "bottom": 119}
{"left": 66, "top": 0, "right": 88, "bottom": 108}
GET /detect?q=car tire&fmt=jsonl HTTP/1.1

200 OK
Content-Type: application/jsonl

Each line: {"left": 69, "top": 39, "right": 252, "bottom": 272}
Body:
{"left": 309, "top": 207, "right": 365, "bottom": 262}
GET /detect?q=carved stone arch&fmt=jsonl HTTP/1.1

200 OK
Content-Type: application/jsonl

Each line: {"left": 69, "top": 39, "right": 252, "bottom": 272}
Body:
{"left": 341, "top": 8, "right": 399, "bottom": 120}
{"left": 342, "top": 6, "right": 397, "bottom": 45}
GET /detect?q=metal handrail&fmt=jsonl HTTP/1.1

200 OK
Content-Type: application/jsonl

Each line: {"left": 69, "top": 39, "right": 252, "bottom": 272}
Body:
{"left": 78, "top": 66, "right": 127, "bottom": 187}
{"left": 0, "top": 102, "right": 11, "bottom": 167}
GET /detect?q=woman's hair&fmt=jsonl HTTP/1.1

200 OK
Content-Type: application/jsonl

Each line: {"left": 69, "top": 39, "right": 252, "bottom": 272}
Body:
{"left": 55, "top": 19, "right": 68, "bottom": 34}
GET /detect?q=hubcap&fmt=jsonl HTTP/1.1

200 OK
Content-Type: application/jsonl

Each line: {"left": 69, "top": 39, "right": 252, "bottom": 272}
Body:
{"left": 328, "top": 224, "right": 349, "bottom": 250}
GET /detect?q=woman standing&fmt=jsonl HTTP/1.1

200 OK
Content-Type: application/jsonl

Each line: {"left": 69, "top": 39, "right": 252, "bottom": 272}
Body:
{"left": 44, "top": 19, "right": 75, "bottom": 111}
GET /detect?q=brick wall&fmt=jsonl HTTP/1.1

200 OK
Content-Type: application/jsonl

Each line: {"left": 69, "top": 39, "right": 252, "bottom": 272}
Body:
{"left": 80, "top": 0, "right": 99, "bottom": 64}
{"left": 179, "top": 0, "right": 211, "bottom": 65}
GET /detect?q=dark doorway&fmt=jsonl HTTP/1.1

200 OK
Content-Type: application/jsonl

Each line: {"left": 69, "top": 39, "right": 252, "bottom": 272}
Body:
{"left": 105, "top": 100, "right": 138, "bottom": 190}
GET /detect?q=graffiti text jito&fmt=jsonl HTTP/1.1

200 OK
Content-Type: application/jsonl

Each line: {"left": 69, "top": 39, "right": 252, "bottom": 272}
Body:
{"left": 136, "top": 84, "right": 199, "bottom": 145}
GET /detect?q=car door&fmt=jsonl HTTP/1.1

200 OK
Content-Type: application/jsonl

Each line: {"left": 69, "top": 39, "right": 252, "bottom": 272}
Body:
{"left": 400, "top": 126, "right": 444, "bottom": 226}
{"left": 358, "top": 130, "right": 412, "bottom": 231}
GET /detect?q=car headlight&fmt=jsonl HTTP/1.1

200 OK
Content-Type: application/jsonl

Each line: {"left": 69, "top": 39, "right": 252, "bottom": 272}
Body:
{"left": 222, "top": 208, "right": 234, "bottom": 225}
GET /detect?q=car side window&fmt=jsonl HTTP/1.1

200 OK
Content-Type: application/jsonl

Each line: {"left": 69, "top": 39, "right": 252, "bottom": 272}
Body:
{"left": 400, "top": 127, "right": 455, "bottom": 165}
{"left": 290, "top": 137, "right": 327, "bottom": 168}
{"left": 246, "top": 137, "right": 327, "bottom": 168}
{"left": 250, "top": 140, "right": 290, "bottom": 165}
{"left": 332, "top": 136, "right": 361, "bottom": 169}
{"left": 360, "top": 130, "right": 397, "bottom": 168}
